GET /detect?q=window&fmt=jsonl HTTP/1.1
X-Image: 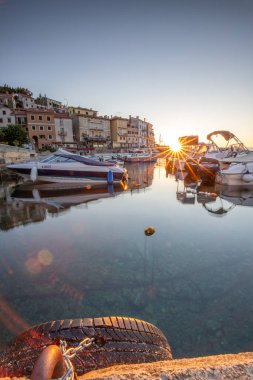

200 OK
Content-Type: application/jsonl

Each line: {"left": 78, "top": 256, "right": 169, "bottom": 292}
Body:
{"left": 26, "top": 128, "right": 28, "bottom": 131}
{"left": 31, "top": 115, "right": 35, "bottom": 120}
{"left": 39, "top": 135, "right": 45, "bottom": 139}
{"left": 7, "top": 118, "right": 11, "bottom": 123}
{"left": 47, "top": 116, "right": 51, "bottom": 121}
{"left": 2, "top": 110, "right": 6, "bottom": 115}
{"left": 48, "top": 126, "right": 52, "bottom": 131}
{"left": 48, "top": 135, "right": 52, "bottom": 139}
{"left": 32, "top": 125, "right": 36, "bottom": 130}
{"left": 39, "top": 116, "right": 42, "bottom": 121}
{"left": 41, "top": 155, "right": 76, "bottom": 163}
{"left": 39, "top": 126, "right": 44, "bottom": 131}
{"left": 0, "top": 118, "right": 3, "bottom": 123}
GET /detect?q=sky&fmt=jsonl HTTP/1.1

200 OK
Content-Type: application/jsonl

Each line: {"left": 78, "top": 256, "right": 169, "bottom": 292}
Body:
{"left": 0, "top": 0, "right": 253, "bottom": 146}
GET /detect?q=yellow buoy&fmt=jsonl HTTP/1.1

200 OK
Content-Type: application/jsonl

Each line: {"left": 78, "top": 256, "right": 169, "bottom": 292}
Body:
{"left": 144, "top": 227, "right": 156, "bottom": 236}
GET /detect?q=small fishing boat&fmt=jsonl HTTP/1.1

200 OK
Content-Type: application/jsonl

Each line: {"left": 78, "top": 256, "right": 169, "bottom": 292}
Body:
{"left": 123, "top": 149, "right": 157, "bottom": 163}
{"left": 6, "top": 149, "right": 127, "bottom": 185}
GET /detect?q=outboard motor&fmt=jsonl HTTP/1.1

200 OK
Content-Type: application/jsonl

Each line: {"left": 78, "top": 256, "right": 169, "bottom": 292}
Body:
{"left": 30, "top": 166, "right": 38, "bottom": 182}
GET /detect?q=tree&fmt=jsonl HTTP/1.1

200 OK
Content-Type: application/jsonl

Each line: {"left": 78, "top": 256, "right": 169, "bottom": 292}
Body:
{"left": 0, "top": 128, "right": 5, "bottom": 143}
{"left": 0, "top": 84, "right": 32, "bottom": 96}
{"left": 1, "top": 124, "right": 28, "bottom": 146}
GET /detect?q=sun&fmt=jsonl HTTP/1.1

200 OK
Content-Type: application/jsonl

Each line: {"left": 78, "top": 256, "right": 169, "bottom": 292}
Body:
{"left": 169, "top": 141, "right": 182, "bottom": 152}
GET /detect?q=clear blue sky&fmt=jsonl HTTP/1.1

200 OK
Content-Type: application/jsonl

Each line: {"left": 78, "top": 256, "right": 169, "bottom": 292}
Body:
{"left": 1, "top": 0, "right": 253, "bottom": 145}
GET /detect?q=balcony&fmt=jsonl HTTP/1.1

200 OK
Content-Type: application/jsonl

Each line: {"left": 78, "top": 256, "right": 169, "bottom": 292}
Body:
{"left": 58, "top": 130, "right": 67, "bottom": 136}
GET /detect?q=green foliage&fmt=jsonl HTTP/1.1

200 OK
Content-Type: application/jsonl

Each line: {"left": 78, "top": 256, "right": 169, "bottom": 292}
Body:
{"left": 0, "top": 84, "right": 32, "bottom": 96}
{"left": 0, "top": 124, "right": 28, "bottom": 146}
{"left": 35, "top": 93, "right": 47, "bottom": 106}
{"left": 0, "top": 128, "right": 5, "bottom": 143}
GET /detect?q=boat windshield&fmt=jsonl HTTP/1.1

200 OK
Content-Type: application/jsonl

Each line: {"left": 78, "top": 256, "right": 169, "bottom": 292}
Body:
{"left": 40, "top": 155, "right": 77, "bottom": 163}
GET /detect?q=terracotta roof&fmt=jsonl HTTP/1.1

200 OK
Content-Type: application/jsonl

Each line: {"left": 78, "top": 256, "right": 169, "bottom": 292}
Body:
{"left": 26, "top": 109, "right": 54, "bottom": 114}
{"left": 54, "top": 113, "right": 71, "bottom": 119}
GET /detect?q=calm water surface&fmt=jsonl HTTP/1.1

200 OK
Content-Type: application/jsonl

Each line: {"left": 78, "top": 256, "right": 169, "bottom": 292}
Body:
{"left": 1, "top": 160, "right": 253, "bottom": 358}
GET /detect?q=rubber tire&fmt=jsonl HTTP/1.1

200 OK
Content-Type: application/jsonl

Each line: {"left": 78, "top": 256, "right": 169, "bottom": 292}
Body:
{"left": 1, "top": 316, "right": 172, "bottom": 376}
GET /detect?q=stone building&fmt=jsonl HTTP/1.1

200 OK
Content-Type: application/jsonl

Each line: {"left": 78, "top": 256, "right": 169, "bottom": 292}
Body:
{"left": 68, "top": 106, "right": 97, "bottom": 117}
{"left": 0, "top": 106, "right": 15, "bottom": 128}
{"left": 14, "top": 109, "right": 27, "bottom": 129}
{"left": 14, "top": 93, "right": 36, "bottom": 109}
{"left": 147, "top": 122, "right": 155, "bottom": 147}
{"left": 128, "top": 116, "right": 147, "bottom": 148}
{"left": 0, "top": 93, "right": 16, "bottom": 109}
{"left": 35, "top": 95, "right": 63, "bottom": 110}
{"left": 54, "top": 113, "right": 74, "bottom": 146}
{"left": 73, "top": 115, "right": 111, "bottom": 148}
{"left": 110, "top": 117, "right": 128, "bottom": 149}
{"left": 26, "top": 109, "right": 55, "bottom": 150}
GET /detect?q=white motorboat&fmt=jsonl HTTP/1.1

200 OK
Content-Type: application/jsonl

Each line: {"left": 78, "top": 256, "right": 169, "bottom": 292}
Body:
{"left": 216, "top": 153, "right": 253, "bottom": 186}
{"left": 6, "top": 149, "right": 127, "bottom": 185}
{"left": 203, "top": 131, "right": 250, "bottom": 168}
{"left": 186, "top": 131, "right": 250, "bottom": 183}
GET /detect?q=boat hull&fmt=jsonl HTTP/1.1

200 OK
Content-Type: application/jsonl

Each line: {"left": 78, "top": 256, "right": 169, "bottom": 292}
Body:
{"left": 125, "top": 156, "right": 157, "bottom": 163}
{"left": 7, "top": 165, "right": 126, "bottom": 185}
{"left": 216, "top": 162, "right": 253, "bottom": 186}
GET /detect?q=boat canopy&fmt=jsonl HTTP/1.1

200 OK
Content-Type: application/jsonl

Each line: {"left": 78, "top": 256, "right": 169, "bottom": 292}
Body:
{"left": 207, "top": 131, "right": 235, "bottom": 142}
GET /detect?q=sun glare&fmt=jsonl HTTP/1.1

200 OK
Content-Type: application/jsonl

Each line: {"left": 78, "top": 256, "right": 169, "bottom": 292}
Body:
{"left": 169, "top": 141, "right": 182, "bottom": 152}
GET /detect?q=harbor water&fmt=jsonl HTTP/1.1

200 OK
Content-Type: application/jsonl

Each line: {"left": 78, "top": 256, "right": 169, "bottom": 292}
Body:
{"left": 0, "top": 160, "right": 253, "bottom": 358}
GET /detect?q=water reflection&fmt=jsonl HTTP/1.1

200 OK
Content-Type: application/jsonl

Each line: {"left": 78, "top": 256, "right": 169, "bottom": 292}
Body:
{"left": 0, "top": 162, "right": 156, "bottom": 231}
{"left": 174, "top": 171, "right": 253, "bottom": 216}
{"left": 1, "top": 161, "right": 253, "bottom": 359}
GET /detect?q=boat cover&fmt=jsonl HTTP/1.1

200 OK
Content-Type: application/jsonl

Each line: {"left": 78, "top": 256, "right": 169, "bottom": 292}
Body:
{"left": 56, "top": 152, "right": 116, "bottom": 167}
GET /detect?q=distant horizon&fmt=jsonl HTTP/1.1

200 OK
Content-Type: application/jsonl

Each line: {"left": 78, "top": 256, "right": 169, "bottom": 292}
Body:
{"left": 1, "top": 0, "right": 252, "bottom": 146}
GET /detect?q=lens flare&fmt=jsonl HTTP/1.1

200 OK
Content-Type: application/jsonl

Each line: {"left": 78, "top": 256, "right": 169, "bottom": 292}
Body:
{"left": 38, "top": 249, "right": 53, "bottom": 266}
{"left": 169, "top": 141, "right": 181, "bottom": 152}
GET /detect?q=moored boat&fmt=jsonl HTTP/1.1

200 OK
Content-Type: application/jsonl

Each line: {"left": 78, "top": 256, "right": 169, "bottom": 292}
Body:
{"left": 186, "top": 131, "right": 250, "bottom": 184}
{"left": 6, "top": 149, "right": 127, "bottom": 185}
{"left": 124, "top": 149, "right": 157, "bottom": 163}
{"left": 216, "top": 153, "right": 253, "bottom": 187}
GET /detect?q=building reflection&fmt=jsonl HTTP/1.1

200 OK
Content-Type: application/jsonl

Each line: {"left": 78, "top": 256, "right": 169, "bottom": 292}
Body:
{"left": 126, "top": 162, "right": 155, "bottom": 192}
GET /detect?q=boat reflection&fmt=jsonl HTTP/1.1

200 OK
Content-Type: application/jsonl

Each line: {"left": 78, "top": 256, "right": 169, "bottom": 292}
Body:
{"left": 217, "top": 186, "right": 253, "bottom": 207}
{"left": 0, "top": 162, "right": 156, "bottom": 230}
{"left": 175, "top": 174, "right": 253, "bottom": 216}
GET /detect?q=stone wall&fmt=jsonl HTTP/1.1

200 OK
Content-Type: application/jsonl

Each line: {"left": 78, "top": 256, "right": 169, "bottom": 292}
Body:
{"left": 0, "top": 144, "right": 37, "bottom": 164}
